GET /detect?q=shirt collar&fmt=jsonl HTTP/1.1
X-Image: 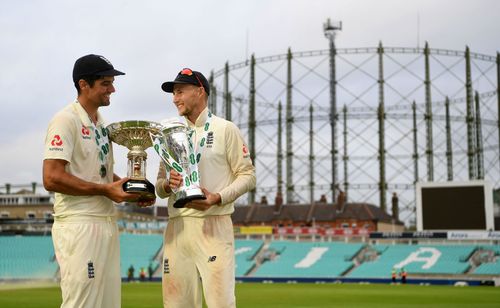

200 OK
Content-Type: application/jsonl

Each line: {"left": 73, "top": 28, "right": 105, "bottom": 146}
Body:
{"left": 73, "top": 100, "right": 106, "bottom": 127}
{"left": 186, "top": 107, "right": 209, "bottom": 128}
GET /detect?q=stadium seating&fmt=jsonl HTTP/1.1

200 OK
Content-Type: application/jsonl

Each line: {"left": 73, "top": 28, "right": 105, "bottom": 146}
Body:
{"left": 472, "top": 245, "right": 500, "bottom": 275}
{"left": 348, "top": 244, "right": 475, "bottom": 278}
{"left": 473, "top": 259, "right": 500, "bottom": 275}
{"left": 120, "top": 233, "right": 163, "bottom": 278}
{"left": 235, "top": 240, "right": 264, "bottom": 276}
{"left": 0, "top": 234, "right": 166, "bottom": 280}
{"left": 117, "top": 220, "right": 167, "bottom": 232}
{"left": 1, "top": 235, "right": 498, "bottom": 281}
{"left": 0, "top": 236, "right": 57, "bottom": 279}
{"left": 252, "top": 241, "right": 364, "bottom": 278}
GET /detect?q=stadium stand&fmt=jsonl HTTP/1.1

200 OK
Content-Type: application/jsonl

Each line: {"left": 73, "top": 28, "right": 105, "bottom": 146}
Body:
{"left": 474, "top": 259, "right": 500, "bottom": 275}
{"left": 0, "top": 234, "right": 166, "bottom": 280}
{"left": 252, "top": 241, "right": 364, "bottom": 278}
{"left": 472, "top": 245, "right": 500, "bottom": 275}
{"left": 117, "top": 220, "right": 167, "bottom": 232}
{"left": 348, "top": 244, "right": 475, "bottom": 278}
{"left": 0, "top": 235, "right": 57, "bottom": 279}
{"left": 1, "top": 235, "right": 498, "bottom": 283}
{"left": 119, "top": 233, "right": 163, "bottom": 278}
{"left": 235, "top": 240, "right": 264, "bottom": 276}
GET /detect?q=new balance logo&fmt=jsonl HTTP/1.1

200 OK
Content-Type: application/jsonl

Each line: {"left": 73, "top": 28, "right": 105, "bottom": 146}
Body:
{"left": 208, "top": 256, "right": 217, "bottom": 263}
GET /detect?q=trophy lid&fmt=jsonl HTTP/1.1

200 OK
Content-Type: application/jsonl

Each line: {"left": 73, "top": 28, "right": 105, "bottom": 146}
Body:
{"left": 107, "top": 120, "right": 162, "bottom": 150}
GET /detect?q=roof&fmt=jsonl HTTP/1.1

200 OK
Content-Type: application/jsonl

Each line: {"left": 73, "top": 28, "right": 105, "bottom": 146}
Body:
{"left": 232, "top": 202, "right": 400, "bottom": 225}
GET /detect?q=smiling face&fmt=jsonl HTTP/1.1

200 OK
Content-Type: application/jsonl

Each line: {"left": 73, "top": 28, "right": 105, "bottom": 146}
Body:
{"left": 172, "top": 83, "right": 206, "bottom": 123}
{"left": 76, "top": 76, "right": 117, "bottom": 122}
{"left": 85, "top": 76, "right": 116, "bottom": 107}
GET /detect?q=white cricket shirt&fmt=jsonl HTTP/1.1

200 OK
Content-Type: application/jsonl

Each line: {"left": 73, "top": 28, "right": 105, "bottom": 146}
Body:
{"left": 44, "top": 101, "right": 115, "bottom": 217}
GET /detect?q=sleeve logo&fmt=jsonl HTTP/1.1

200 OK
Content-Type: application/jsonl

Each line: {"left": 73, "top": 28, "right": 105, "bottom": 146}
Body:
{"left": 50, "top": 135, "right": 63, "bottom": 146}
{"left": 242, "top": 144, "right": 250, "bottom": 158}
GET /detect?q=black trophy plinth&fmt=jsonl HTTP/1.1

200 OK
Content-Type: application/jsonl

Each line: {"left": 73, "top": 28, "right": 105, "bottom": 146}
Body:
{"left": 173, "top": 194, "right": 206, "bottom": 208}
{"left": 123, "top": 179, "right": 156, "bottom": 204}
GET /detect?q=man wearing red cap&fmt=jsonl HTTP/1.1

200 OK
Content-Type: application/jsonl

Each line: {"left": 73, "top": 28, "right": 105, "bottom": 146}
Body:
{"left": 43, "top": 54, "right": 139, "bottom": 308}
{"left": 156, "top": 68, "right": 256, "bottom": 308}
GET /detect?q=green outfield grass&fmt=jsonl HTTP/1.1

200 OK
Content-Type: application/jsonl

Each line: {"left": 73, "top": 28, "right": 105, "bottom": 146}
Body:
{"left": 0, "top": 282, "right": 499, "bottom": 307}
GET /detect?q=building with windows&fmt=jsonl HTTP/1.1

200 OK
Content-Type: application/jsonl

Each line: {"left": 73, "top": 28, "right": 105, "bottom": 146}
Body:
{"left": 0, "top": 190, "right": 54, "bottom": 220}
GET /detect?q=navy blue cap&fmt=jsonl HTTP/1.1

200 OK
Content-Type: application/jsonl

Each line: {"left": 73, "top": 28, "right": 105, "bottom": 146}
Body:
{"left": 161, "top": 69, "right": 210, "bottom": 96}
{"left": 73, "top": 54, "right": 125, "bottom": 83}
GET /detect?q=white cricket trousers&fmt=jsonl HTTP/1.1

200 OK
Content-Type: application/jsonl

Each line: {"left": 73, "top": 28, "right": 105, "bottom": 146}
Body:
{"left": 162, "top": 215, "right": 236, "bottom": 308}
{"left": 52, "top": 216, "right": 121, "bottom": 308}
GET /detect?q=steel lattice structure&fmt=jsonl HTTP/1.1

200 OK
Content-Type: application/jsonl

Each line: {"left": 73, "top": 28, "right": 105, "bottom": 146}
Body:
{"left": 208, "top": 40, "right": 500, "bottom": 226}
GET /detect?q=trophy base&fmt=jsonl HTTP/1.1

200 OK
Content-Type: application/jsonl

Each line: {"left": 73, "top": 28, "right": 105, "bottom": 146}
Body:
{"left": 173, "top": 188, "right": 206, "bottom": 208}
{"left": 123, "top": 179, "right": 156, "bottom": 205}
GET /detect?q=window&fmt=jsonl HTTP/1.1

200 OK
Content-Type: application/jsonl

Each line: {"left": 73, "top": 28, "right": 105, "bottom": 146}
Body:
{"left": 26, "top": 212, "right": 36, "bottom": 219}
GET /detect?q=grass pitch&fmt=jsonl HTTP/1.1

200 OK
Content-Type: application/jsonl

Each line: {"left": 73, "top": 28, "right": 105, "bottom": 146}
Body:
{"left": 0, "top": 282, "right": 499, "bottom": 307}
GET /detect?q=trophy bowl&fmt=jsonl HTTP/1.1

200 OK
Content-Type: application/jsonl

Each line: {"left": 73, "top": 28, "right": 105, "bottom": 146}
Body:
{"left": 107, "top": 120, "right": 162, "bottom": 205}
{"left": 157, "top": 119, "right": 206, "bottom": 208}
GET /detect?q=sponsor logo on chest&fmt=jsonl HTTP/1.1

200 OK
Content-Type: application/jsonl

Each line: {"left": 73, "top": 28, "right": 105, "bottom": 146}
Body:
{"left": 81, "top": 125, "right": 91, "bottom": 140}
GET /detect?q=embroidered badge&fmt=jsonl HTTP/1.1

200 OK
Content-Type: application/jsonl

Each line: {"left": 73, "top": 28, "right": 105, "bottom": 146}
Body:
{"left": 87, "top": 260, "right": 95, "bottom": 279}
{"left": 163, "top": 258, "right": 170, "bottom": 274}
{"left": 206, "top": 131, "right": 214, "bottom": 147}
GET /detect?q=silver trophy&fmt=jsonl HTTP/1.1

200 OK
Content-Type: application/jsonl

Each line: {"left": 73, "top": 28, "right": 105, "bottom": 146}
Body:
{"left": 107, "top": 120, "right": 162, "bottom": 205}
{"left": 151, "top": 119, "right": 206, "bottom": 208}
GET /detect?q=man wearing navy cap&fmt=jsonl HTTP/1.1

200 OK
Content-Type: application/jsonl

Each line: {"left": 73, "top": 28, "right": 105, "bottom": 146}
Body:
{"left": 43, "top": 54, "right": 137, "bottom": 308}
{"left": 156, "top": 68, "right": 256, "bottom": 308}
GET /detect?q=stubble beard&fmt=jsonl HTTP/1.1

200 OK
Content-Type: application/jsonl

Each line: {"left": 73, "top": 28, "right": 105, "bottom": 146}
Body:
{"left": 100, "top": 95, "right": 111, "bottom": 107}
{"left": 177, "top": 106, "right": 189, "bottom": 117}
